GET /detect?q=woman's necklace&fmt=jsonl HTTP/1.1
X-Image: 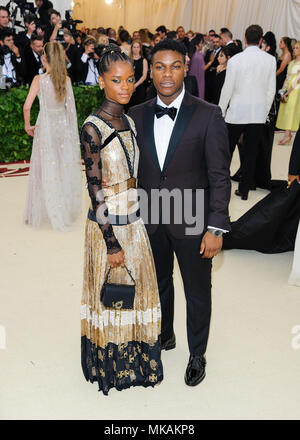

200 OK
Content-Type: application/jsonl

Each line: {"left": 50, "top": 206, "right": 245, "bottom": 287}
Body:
{"left": 101, "top": 107, "right": 124, "bottom": 119}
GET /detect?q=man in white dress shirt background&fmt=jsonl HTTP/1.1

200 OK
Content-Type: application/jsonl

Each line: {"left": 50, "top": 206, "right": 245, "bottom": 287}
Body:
{"left": 128, "top": 39, "right": 231, "bottom": 387}
{"left": 219, "top": 24, "right": 276, "bottom": 200}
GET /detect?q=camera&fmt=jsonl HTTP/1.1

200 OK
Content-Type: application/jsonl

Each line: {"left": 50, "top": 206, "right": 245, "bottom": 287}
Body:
{"left": 0, "top": 64, "right": 13, "bottom": 90}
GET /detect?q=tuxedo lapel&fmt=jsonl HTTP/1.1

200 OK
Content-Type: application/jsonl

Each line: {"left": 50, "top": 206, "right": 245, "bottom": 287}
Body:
{"left": 143, "top": 99, "right": 161, "bottom": 171}
{"left": 162, "top": 93, "right": 196, "bottom": 172}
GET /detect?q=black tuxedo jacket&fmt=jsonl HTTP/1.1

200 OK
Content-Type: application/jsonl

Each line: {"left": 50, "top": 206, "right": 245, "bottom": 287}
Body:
{"left": 128, "top": 91, "right": 231, "bottom": 238}
{"left": 75, "top": 49, "right": 100, "bottom": 83}
{"left": 23, "top": 47, "right": 42, "bottom": 85}
{"left": 289, "top": 128, "right": 300, "bottom": 176}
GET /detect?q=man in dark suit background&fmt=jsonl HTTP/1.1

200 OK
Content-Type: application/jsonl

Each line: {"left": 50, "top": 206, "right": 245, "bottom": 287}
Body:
{"left": 16, "top": 14, "right": 37, "bottom": 51}
{"left": 128, "top": 39, "right": 231, "bottom": 386}
{"left": 24, "top": 34, "right": 44, "bottom": 85}
{"left": 0, "top": 29, "right": 26, "bottom": 85}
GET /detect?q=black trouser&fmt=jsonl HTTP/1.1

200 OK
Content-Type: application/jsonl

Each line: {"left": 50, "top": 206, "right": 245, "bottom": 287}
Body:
{"left": 149, "top": 224, "right": 212, "bottom": 356}
{"left": 227, "top": 123, "right": 264, "bottom": 195}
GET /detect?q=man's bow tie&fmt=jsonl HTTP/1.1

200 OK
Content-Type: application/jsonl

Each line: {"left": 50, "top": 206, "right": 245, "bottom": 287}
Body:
{"left": 155, "top": 104, "right": 177, "bottom": 121}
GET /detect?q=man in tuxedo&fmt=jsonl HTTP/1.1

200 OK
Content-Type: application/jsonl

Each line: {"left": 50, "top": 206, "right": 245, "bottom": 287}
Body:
{"left": 0, "top": 6, "right": 9, "bottom": 31}
{"left": 219, "top": 25, "right": 276, "bottom": 200}
{"left": 75, "top": 36, "right": 99, "bottom": 85}
{"left": 0, "top": 29, "right": 26, "bottom": 85}
{"left": 205, "top": 34, "right": 222, "bottom": 102}
{"left": 16, "top": 14, "right": 36, "bottom": 51}
{"left": 24, "top": 34, "right": 44, "bottom": 85}
{"left": 128, "top": 39, "right": 231, "bottom": 386}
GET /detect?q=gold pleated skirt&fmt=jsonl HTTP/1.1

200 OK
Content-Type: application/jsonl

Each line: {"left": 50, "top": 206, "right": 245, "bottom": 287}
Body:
{"left": 81, "top": 217, "right": 163, "bottom": 395}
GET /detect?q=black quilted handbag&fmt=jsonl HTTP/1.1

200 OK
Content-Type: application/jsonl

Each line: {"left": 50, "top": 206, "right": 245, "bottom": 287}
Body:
{"left": 100, "top": 266, "right": 135, "bottom": 310}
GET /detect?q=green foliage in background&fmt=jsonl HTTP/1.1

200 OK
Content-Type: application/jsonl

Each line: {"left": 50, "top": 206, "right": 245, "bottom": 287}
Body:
{"left": 0, "top": 85, "right": 105, "bottom": 163}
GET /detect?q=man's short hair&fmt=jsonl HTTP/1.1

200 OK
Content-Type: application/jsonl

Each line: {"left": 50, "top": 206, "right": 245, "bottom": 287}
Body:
{"left": 209, "top": 29, "right": 216, "bottom": 34}
{"left": 31, "top": 34, "right": 43, "bottom": 43}
{"left": 151, "top": 38, "right": 186, "bottom": 63}
{"left": 0, "top": 6, "right": 9, "bottom": 14}
{"left": 156, "top": 25, "right": 167, "bottom": 35}
{"left": 220, "top": 28, "right": 233, "bottom": 39}
{"left": 166, "top": 31, "right": 177, "bottom": 40}
{"left": 213, "top": 34, "right": 221, "bottom": 40}
{"left": 83, "top": 36, "right": 96, "bottom": 47}
{"left": 24, "top": 13, "right": 36, "bottom": 24}
{"left": 0, "top": 28, "right": 13, "bottom": 41}
{"left": 245, "top": 24, "right": 263, "bottom": 45}
{"left": 49, "top": 8, "right": 61, "bottom": 17}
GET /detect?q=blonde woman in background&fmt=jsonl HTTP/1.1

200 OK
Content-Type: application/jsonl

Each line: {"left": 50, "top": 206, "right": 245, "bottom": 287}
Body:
{"left": 97, "top": 33, "right": 109, "bottom": 46}
{"left": 276, "top": 41, "right": 300, "bottom": 145}
{"left": 23, "top": 41, "right": 82, "bottom": 231}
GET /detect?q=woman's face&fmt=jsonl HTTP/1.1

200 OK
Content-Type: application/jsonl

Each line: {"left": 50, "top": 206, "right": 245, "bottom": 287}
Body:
{"left": 293, "top": 43, "right": 300, "bottom": 58}
{"left": 196, "top": 41, "right": 203, "bottom": 51}
{"left": 279, "top": 38, "right": 285, "bottom": 50}
{"left": 218, "top": 51, "right": 227, "bottom": 65}
{"left": 98, "top": 61, "right": 135, "bottom": 105}
{"left": 99, "top": 35, "right": 109, "bottom": 45}
{"left": 132, "top": 42, "right": 141, "bottom": 56}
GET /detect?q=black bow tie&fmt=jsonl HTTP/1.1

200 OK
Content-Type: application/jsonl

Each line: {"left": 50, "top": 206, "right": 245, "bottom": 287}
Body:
{"left": 155, "top": 104, "right": 177, "bottom": 121}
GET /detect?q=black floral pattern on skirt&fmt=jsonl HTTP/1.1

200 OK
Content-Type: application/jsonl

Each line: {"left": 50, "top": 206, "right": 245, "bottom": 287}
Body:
{"left": 81, "top": 336, "right": 163, "bottom": 395}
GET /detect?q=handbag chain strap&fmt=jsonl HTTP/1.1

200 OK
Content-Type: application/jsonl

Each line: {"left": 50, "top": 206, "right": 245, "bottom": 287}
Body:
{"left": 104, "top": 265, "right": 136, "bottom": 286}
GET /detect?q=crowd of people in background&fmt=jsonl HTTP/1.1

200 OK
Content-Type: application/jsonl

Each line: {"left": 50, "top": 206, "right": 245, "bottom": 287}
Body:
{"left": 0, "top": 2, "right": 299, "bottom": 192}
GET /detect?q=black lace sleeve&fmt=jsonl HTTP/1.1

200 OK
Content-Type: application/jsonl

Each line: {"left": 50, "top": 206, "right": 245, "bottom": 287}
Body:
{"left": 80, "top": 123, "right": 122, "bottom": 255}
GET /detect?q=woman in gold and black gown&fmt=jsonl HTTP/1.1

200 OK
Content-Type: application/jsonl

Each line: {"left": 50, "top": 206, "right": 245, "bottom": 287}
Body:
{"left": 80, "top": 45, "right": 163, "bottom": 395}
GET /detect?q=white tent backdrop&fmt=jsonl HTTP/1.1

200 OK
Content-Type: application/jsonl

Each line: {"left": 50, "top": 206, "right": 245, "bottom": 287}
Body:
{"left": 72, "top": 0, "right": 300, "bottom": 43}
{"left": 0, "top": 0, "right": 299, "bottom": 44}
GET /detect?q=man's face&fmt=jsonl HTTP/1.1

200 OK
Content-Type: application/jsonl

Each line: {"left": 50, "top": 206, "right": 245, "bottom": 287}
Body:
{"left": 0, "top": 10, "right": 9, "bottom": 28}
{"left": 151, "top": 49, "right": 185, "bottom": 100}
{"left": 220, "top": 33, "right": 229, "bottom": 45}
{"left": 158, "top": 31, "right": 166, "bottom": 39}
{"left": 213, "top": 37, "right": 221, "bottom": 50}
{"left": 50, "top": 13, "right": 61, "bottom": 26}
{"left": 108, "top": 29, "right": 116, "bottom": 39}
{"left": 35, "top": 0, "right": 43, "bottom": 8}
{"left": 208, "top": 32, "right": 215, "bottom": 42}
{"left": 132, "top": 31, "right": 140, "bottom": 40}
{"left": 3, "top": 35, "right": 14, "bottom": 49}
{"left": 31, "top": 39, "right": 43, "bottom": 55}
{"left": 177, "top": 27, "right": 185, "bottom": 40}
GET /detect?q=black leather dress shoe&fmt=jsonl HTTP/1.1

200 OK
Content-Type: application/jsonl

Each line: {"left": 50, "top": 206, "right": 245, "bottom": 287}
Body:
{"left": 184, "top": 355, "right": 206, "bottom": 386}
{"left": 161, "top": 332, "right": 176, "bottom": 351}
{"left": 234, "top": 189, "right": 248, "bottom": 200}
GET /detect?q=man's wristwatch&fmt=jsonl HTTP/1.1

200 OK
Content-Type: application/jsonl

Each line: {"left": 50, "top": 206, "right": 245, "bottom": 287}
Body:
{"left": 207, "top": 228, "right": 223, "bottom": 237}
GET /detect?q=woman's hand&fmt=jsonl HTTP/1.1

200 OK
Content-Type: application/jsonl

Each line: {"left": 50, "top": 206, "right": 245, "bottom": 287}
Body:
{"left": 25, "top": 125, "right": 38, "bottom": 137}
{"left": 108, "top": 249, "right": 125, "bottom": 268}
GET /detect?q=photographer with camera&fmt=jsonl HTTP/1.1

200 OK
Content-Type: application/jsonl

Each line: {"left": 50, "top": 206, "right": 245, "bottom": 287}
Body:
{"left": 16, "top": 13, "right": 36, "bottom": 50}
{"left": 23, "top": 34, "right": 44, "bottom": 84}
{"left": 75, "top": 36, "right": 99, "bottom": 85}
{"left": 0, "top": 29, "right": 26, "bottom": 87}
{"left": 0, "top": 6, "right": 10, "bottom": 31}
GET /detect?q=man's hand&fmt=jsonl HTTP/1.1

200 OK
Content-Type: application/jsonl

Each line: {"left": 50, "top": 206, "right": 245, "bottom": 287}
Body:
{"left": 11, "top": 44, "right": 20, "bottom": 58}
{"left": 28, "top": 21, "right": 36, "bottom": 35}
{"left": 85, "top": 44, "right": 95, "bottom": 55}
{"left": 288, "top": 174, "right": 300, "bottom": 186}
{"left": 200, "top": 231, "right": 223, "bottom": 258}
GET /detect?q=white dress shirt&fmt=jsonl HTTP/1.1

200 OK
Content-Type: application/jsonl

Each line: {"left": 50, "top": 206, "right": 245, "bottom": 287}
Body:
{"left": 81, "top": 53, "right": 99, "bottom": 85}
{"left": 218, "top": 45, "right": 276, "bottom": 124}
{"left": 32, "top": 50, "right": 44, "bottom": 75}
{"left": 154, "top": 86, "right": 226, "bottom": 233}
{"left": 154, "top": 85, "right": 185, "bottom": 170}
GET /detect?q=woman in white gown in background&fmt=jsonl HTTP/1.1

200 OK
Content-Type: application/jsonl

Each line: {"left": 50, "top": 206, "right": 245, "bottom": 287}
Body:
{"left": 23, "top": 41, "right": 82, "bottom": 231}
